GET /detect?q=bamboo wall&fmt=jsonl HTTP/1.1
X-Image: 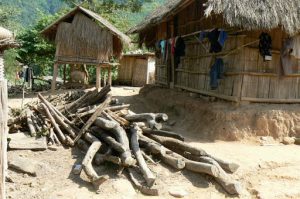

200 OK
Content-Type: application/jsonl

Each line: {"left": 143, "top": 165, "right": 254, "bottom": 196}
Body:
{"left": 153, "top": 0, "right": 300, "bottom": 103}
{"left": 118, "top": 55, "right": 155, "bottom": 86}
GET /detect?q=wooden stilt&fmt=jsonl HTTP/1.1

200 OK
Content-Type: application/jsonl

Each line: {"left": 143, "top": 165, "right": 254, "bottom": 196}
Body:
{"left": 51, "top": 63, "right": 59, "bottom": 93}
{"left": 96, "top": 65, "right": 101, "bottom": 90}
{"left": 108, "top": 65, "right": 112, "bottom": 86}
{"left": 63, "top": 64, "right": 66, "bottom": 84}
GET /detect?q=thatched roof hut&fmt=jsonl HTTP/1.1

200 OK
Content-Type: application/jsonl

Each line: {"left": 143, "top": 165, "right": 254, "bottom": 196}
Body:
{"left": 127, "top": 0, "right": 300, "bottom": 103}
{"left": 128, "top": 0, "right": 300, "bottom": 46}
{"left": 41, "top": 6, "right": 131, "bottom": 91}
{"left": 41, "top": 6, "right": 131, "bottom": 65}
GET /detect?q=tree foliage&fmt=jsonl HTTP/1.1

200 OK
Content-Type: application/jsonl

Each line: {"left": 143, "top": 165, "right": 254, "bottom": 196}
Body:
{"left": 16, "top": 13, "right": 60, "bottom": 76}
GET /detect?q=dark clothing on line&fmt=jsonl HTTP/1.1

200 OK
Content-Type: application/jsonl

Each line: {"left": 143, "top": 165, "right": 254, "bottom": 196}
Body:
{"left": 210, "top": 58, "right": 224, "bottom": 90}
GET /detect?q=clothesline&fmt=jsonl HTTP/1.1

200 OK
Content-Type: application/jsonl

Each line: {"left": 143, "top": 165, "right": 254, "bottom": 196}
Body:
{"left": 181, "top": 28, "right": 242, "bottom": 39}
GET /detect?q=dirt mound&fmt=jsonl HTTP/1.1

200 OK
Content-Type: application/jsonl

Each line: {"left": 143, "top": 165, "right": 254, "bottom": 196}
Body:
{"left": 135, "top": 85, "right": 300, "bottom": 141}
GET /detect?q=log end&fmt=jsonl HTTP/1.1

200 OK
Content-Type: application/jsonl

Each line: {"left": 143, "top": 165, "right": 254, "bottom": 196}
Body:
{"left": 227, "top": 163, "right": 240, "bottom": 173}
{"left": 92, "top": 175, "right": 109, "bottom": 190}
{"left": 123, "top": 157, "right": 137, "bottom": 167}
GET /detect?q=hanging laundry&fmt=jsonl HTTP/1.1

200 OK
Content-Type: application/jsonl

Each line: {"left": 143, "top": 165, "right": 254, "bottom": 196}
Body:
{"left": 218, "top": 30, "right": 228, "bottom": 48}
{"left": 290, "top": 35, "right": 300, "bottom": 59}
{"left": 199, "top": 29, "right": 228, "bottom": 53}
{"left": 259, "top": 32, "right": 272, "bottom": 61}
{"left": 155, "top": 40, "right": 162, "bottom": 58}
{"left": 210, "top": 58, "right": 224, "bottom": 90}
{"left": 174, "top": 37, "right": 186, "bottom": 68}
{"left": 280, "top": 37, "right": 300, "bottom": 75}
{"left": 160, "top": 40, "right": 167, "bottom": 59}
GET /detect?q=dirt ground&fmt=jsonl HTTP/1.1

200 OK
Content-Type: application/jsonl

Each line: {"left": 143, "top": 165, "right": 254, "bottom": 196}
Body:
{"left": 6, "top": 86, "right": 300, "bottom": 199}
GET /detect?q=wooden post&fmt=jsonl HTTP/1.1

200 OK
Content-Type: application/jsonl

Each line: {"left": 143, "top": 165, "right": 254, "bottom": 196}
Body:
{"left": 96, "top": 65, "right": 101, "bottom": 90}
{"left": 63, "top": 64, "right": 66, "bottom": 84}
{"left": 108, "top": 65, "right": 112, "bottom": 86}
{"left": 51, "top": 63, "right": 59, "bottom": 93}
{"left": 0, "top": 54, "right": 8, "bottom": 199}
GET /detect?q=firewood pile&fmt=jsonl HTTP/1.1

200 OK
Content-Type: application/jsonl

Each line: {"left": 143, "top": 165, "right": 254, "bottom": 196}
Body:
{"left": 8, "top": 85, "right": 243, "bottom": 196}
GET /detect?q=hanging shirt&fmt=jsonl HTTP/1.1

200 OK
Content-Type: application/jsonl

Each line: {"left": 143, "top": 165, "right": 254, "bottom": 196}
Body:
{"left": 199, "top": 29, "right": 228, "bottom": 53}
{"left": 290, "top": 35, "right": 300, "bottom": 59}
{"left": 259, "top": 32, "right": 272, "bottom": 61}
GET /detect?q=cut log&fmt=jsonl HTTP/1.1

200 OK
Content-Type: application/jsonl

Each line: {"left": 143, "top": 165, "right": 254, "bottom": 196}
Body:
{"left": 40, "top": 103, "right": 73, "bottom": 146}
{"left": 160, "top": 152, "right": 185, "bottom": 170}
{"left": 39, "top": 94, "right": 77, "bottom": 139}
{"left": 77, "top": 139, "right": 121, "bottom": 166}
{"left": 184, "top": 158, "right": 243, "bottom": 195}
{"left": 94, "top": 117, "right": 136, "bottom": 166}
{"left": 145, "top": 134, "right": 207, "bottom": 156}
{"left": 81, "top": 135, "right": 109, "bottom": 190}
{"left": 63, "top": 85, "right": 110, "bottom": 113}
{"left": 125, "top": 113, "right": 168, "bottom": 130}
{"left": 126, "top": 168, "right": 159, "bottom": 196}
{"left": 73, "top": 94, "right": 112, "bottom": 143}
{"left": 138, "top": 135, "right": 166, "bottom": 156}
{"left": 183, "top": 152, "right": 239, "bottom": 173}
{"left": 106, "top": 109, "right": 130, "bottom": 127}
{"left": 31, "top": 114, "right": 42, "bottom": 133}
{"left": 91, "top": 127, "right": 126, "bottom": 153}
{"left": 142, "top": 128, "right": 184, "bottom": 141}
{"left": 49, "top": 128, "right": 61, "bottom": 146}
{"left": 38, "top": 93, "right": 79, "bottom": 133}
{"left": 131, "top": 124, "right": 156, "bottom": 187}
{"left": 26, "top": 109, "right": 36, "bottom": 137}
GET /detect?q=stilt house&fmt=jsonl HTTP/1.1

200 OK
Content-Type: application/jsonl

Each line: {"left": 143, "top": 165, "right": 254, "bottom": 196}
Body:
{"left": 128, "top": 0, "right": 300, "bottom": 103}
{"left": 41, "top": 6, "right": 131, "bottom": 92}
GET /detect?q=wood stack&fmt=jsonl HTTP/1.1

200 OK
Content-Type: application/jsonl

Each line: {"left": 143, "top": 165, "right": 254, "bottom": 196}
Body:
{"left": 8, "top": 85, "right": 243, "bottom": 196}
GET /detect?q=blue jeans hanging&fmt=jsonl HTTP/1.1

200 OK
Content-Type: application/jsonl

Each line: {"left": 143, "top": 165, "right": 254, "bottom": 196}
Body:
{"left": 210, "top": 58, "right": 224, "bottom": 90}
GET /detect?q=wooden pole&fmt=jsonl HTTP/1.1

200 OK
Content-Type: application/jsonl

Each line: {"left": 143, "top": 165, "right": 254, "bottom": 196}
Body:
{"left": 108, "top": 65, "right": 112, "bottom": 86}
{"left": 96, "top": 65, "right": 101, "bottom": 90}
{"left": 0, "top": 54, "right": 8, "bottom": 199}
{"left": 63, "top": 64, "right": 66, "bottom": 84}
{"left": 51, "top": 63, "right": 59, "bottom": 93}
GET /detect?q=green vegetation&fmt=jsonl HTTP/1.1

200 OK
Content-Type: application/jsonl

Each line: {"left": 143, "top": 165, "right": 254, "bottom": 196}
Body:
{"left": 0, "top": 0, "right": 165, "bottom": 83}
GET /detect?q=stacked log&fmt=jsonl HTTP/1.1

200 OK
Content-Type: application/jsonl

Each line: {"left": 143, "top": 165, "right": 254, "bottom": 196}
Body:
{"left": 7, "top": 85, "right": 243, "bottom": 196}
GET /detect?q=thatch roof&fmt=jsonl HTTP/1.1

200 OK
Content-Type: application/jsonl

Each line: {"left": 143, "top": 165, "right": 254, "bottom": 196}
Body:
{"left": 128, "top": 0, "right": 300, "bottom": 35}
{"left": 205, "top": 0, "right": 300, "bottom": 35}
{"left": 41, "top": 6, "right": 131, "bottom": 45}
{"left": 0, "top": 26, "right": 18, "bottom": 51}
{"left": 127, "top": 0, "right": 187, "bottom": 34}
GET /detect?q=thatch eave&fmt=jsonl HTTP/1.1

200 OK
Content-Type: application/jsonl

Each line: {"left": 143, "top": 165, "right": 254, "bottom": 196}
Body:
{"left": 128, "top": 0, "right": 300, "bottom": 36}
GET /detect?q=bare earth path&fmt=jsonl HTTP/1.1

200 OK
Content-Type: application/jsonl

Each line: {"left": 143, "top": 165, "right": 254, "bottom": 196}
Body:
{"left": 6, "top": 87, "right": 300, "bottom": 199}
